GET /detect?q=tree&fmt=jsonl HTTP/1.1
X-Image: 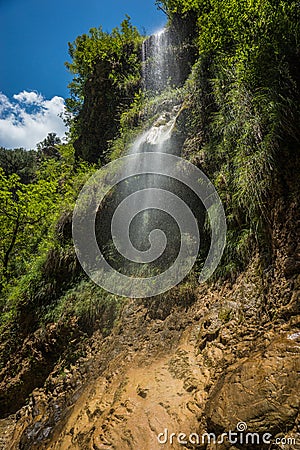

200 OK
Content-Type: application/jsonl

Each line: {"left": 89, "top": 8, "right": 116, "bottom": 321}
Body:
{"left": 37, "top": 133, "right": 62, "bottom": 160}
{"left": 0, "top": 168, "right": 58, "bottom": 287}
{"left": 65, "top": 17, "right": 143, "bottom": 163}
{"left": 0, "top": 147, "right": 37, "bottom": 184}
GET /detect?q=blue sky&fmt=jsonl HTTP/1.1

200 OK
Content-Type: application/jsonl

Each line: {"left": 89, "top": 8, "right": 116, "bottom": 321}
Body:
{"left": 0, "top": 0, "right": 166, "bottom": 149}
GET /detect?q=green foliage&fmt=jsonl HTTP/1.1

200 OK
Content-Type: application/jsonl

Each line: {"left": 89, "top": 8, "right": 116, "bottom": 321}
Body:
{"left": 65, "top": 17, "right": 144, "bottom": 163}
{"left": 65, "top": 17, "right": 143, "bottom": 115}
{"left": 36, "top": 132, "right": 62, "bottom": 161}
{"left": 0, "top": 241, "right": 80, "bottom": 332}
{"left": 174, "top": 0, "right": 300, "bottom": 278}
{"left": 156, "top": 0, "right": 201, "bottom": 15}
{"left": 0, "top": 168, "right": 58, "bottom": 287}
{"left": 0, "top": 142, "right": 95, "bottom": 295}
{"left": 36, "top": 143, "right": 96, "bottom": 206}
{"left": 37, "top": 132, "right": 61, "bottom": 151}
{"left": 43, "top": 280, "right": 122, "bottom": 335}
{"left": 0, "top": 147, "right": 37, "bottom": 183}
{"left": 194, "top": 0, "right": 299, "bottom": 60}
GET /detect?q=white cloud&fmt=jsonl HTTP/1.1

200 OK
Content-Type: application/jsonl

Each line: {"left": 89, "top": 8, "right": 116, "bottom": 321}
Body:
{"left": 0, "top": 93, "right": 12, "bottom": 114}
{"left": 0, "top": 91, "right": 68, "bottom": 149}
{"left": 13, "top": 90, "right": 43, "bottom": 105}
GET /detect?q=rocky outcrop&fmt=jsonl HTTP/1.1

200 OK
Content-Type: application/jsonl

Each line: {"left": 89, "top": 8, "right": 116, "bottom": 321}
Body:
{"left": 206, "top": 335, "right": 300, "bottom": 444}
{"left": 73, "top": 59, "right": 118, "bottom": 164}
{"left": 0, "top": 319, "right": 83, "bottom": 418}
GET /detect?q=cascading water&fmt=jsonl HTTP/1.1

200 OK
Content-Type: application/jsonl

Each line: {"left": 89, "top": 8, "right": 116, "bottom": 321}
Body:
{"left": 142, "top": 29, "right": 171, "bottom": 93}
{"left": 88, "top": 28, "right": 185, "bottom": 281}
{"left": 133, "top": 27, "right": 180, "bottom": 157}
{"left": 123, "top": 29, "right": 181, "bottom": 257}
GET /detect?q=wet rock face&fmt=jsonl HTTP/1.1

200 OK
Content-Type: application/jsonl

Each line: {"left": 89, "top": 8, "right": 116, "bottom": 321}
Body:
{"left": 74, "top": 40, "right": 141, "bottom": 164}
{"left": 0, "top": 320, "right": 82, "bottom": 418}
{"left": 205, "top": 336, "right": 300, "bottom": 437}
{"left": 73, "top": 59, "right": 120, "bottom": 164}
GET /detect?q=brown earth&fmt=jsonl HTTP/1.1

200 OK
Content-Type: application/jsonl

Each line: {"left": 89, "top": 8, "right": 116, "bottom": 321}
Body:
{"left": 0, "top": 250, "right": 299, "bottom": 449}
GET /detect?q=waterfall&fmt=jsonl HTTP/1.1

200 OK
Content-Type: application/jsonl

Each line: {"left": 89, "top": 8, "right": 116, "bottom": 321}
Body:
{"left": 121, "top": 29, "right": 181, "bottom": 260}
{"left": 142, "top": 29, "right": 171, "bottom": 93}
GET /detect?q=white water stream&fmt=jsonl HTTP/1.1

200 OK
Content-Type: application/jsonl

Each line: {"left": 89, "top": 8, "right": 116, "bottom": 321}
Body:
{"left": 123, "top": 29, "right": 180, "bottom": 250}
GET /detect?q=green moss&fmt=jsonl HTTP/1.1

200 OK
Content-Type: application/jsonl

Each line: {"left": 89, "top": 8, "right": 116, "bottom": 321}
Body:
{"left": 43, "top": 280, "right": 123, "bottom": 336}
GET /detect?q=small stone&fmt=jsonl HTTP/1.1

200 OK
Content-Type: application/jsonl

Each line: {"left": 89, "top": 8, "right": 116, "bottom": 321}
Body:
{"left": 136, "top": 385, "right": 148, "bottom": 398}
